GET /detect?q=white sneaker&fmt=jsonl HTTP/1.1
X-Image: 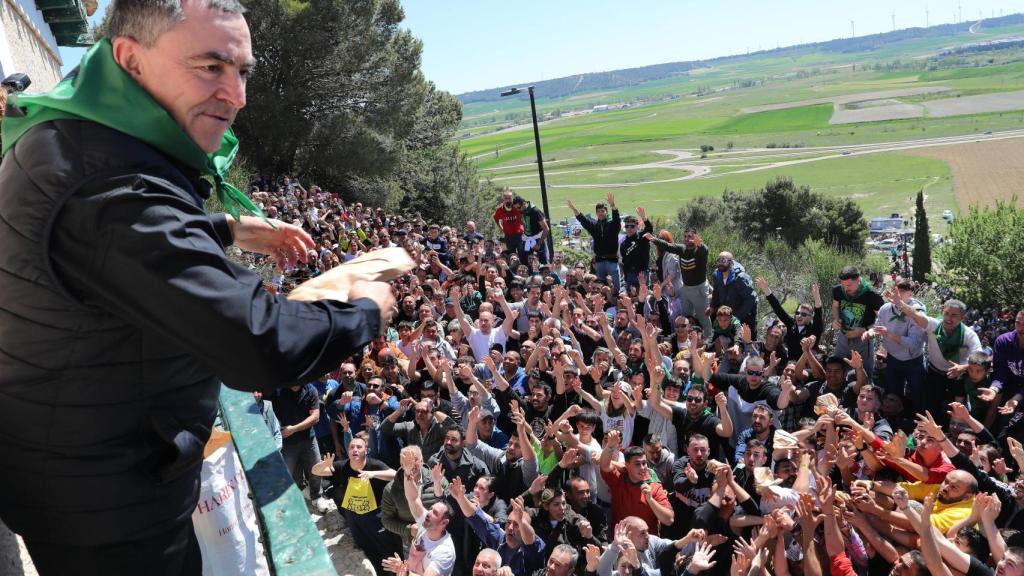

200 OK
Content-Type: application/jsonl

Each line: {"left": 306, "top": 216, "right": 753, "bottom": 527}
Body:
{"left": 313, "top": 497, "right": 334, "bottom": 514}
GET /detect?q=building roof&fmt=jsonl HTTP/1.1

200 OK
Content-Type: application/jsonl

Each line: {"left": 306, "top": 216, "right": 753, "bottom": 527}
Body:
{"left": 36, "top": 0, "right": 95, "bottom": 47}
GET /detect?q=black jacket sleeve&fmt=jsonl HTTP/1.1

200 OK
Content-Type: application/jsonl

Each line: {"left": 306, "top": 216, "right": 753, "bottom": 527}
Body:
{"left": 50, "top": 175, "right": 381, "bottom": 392}
{"left": 766, "top": 293, "right": 793, "bottom": 326}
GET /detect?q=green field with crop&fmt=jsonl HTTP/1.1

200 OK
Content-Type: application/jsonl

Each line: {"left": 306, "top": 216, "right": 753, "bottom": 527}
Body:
{"left": 458, "top": 18, "right": 1024, "bottom": 234}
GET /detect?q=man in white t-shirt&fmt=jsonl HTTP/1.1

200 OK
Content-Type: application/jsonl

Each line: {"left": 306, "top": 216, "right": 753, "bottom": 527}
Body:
{"left": 456, "top": 292, "right": 516, "bottom": 361}
{"left": 382, "top": 467, "right": 456, "bottom": 576}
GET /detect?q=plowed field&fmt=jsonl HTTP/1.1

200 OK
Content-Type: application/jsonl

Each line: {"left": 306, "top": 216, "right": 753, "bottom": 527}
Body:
{"left": 904, "top": 138, "right": 1024, "bottom": 210}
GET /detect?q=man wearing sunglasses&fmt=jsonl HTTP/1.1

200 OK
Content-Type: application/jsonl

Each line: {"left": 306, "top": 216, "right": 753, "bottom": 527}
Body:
{"left": 709, "top": 251, "right": 757, "bottom": 331}
{"left": 703, "top": 355, "right": 792, "bottom": 439}
{"left": 619, "top": 208, "right": 654, "bottom": 293}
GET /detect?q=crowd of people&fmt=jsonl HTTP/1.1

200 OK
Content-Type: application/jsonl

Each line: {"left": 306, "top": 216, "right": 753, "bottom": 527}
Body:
{"left": 245, "top": 180, "right": 1024, "bottom": 576}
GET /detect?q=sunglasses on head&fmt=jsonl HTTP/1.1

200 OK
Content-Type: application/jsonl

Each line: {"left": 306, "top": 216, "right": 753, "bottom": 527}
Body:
{"left": 745, "top": 369, "right": 764, "bottom": 376}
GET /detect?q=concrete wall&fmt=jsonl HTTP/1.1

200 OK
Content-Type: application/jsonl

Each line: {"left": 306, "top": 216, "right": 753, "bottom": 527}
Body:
{"left": 0, "top": 0, "right": 62, "bottom": 92}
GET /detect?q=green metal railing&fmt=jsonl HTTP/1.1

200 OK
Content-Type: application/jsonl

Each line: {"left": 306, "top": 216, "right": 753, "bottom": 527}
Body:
{"left": 218, "top": 386, "right": 335, "bottom": 575}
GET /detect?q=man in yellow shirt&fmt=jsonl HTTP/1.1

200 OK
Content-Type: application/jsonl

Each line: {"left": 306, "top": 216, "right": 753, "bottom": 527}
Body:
{"left": 859, "top": 469, "right": 977, "bottom": 534}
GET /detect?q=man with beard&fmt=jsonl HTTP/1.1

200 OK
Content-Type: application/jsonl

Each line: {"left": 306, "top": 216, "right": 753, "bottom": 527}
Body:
{"left": 647, "top": 226, "right": 712, "bottom": 334}
{"left": 312, "top": 434, "right": 399, "bottom": 575}
{"left": 329, "top": 375, "right": 400, "bottom": 465}
{"left": 568, "top": 194, "right": 622, "bottom": 294}
{"left": 465, "top": 406, "right": 539, "bottom": 503}
{"left": 526, "top": 488, "right": 601, "bottom": 556}
{"left": 452, "top": 477, "right": 545, "bottom": 575}
{"left": 652, "top": 381, "right": 731, "bottom": 464}
{"left": 619, "top": 209, "right": 654, "bottom": 292}
{"left": 894, "top": 296, "right": 981, "bottom": 425}
{"left": 755, "top": 277, "right": 823, "bottom": 357}
{"left": 704, "top": 355, "right": 792, "bottom": 438}
{"left": 493, "top": 189, "right": 524, "bottom": 259}
{"left": 381, "top": 466, "right": 457, "bottom": 576}
{"left": 709, "top": 251, "right": 756, "bottom": 330}
{"left": 566, "top": 477, "right": 608, "bottom": 543}
{"left": 381, "top": 446, "right": 449, "bottom": 549}
{"left": 512, "top": 282, "right": 545, "bottom": 334}
{"left": 667, "top": 435, "right": 716, "bottom": 538}
{"left": 381, "top": 398, "right": 453, "bottom": 460}
{"left": 427, "top": 427, "right": 488, "bottom": 488}
{"left": 854, "top": 468, "right": 977, "bottom": 533}
{"left": 733, "top": 405, "right": 776, "bottom": 462}
{"left": 692, "top": 465, "right": 759, "bottom": 576}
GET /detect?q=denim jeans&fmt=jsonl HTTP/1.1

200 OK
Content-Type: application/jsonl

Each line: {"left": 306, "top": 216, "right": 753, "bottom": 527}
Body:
{"left": 594, "top": 259, "right": 621, "bottom": 294}
{"left": 885, "top": 355, "right": 926, "bottom": 409}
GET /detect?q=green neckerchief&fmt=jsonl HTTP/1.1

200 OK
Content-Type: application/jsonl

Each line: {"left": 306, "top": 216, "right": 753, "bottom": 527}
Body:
{"left": 935, "top": 322, "right": 965, "bottom": 362}
{"left": 713, "top": 316, "right": 741, "bottom": 338}
{"left": 1, "top": 39, "right": 264, "bottom": 223}
{"left": 844, "top": 278, "right": 871, "bottom": 302}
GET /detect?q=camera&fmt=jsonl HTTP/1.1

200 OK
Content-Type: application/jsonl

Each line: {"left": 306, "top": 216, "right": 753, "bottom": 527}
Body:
{"left": 1, "top": 73, "right": 31, "bottom": 94}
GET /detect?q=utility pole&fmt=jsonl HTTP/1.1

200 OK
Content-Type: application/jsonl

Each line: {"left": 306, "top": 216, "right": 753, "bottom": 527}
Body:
{"left": 925, "top": 6, "right": 929, "bottom": 27}
{"left": 958, "top": 2, "right": 962, "bottom": 24}
{"left": 850, "top": 19, "right": 855, "bottom": 38}
{"left": 892, "top": 10, "right": 896, "bottom": 31}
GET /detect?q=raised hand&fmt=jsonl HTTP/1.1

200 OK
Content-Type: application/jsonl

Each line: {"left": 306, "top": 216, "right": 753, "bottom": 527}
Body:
{"left": 335, "top": 412, "right": 350, "bottom": 432}
{"left": 450, "top": 476, "right": 466, "bottom": 501}
{"left": 1007, "top": 437, "right": 1024, "bottom": 464}
{"left": 584, "top": 544, "right": 602, "bottom": 572}
{"left": 559, "top": 448, "right": 580, "bottom": 469}
{"left": 914, "top": 411, "right": 944, "bottom": 440}
{"left": 892, "top": 485, "right": 910, "bottom": 511}
{"left": 845, "top": 351, "right": 863, "bottom": 370}
{"left": 740, "top": 324, "right": 752, "bottom": 343}
{"left": 642, "top": 232, "right": 654, "bottom": 242}
{"left": 578, "top": 519, "right": 594, "bottom": 540}
{"left": 381, "top": 553, "right": 408, "bottom": 575}
{"left": 980, "top": 492, "right": 1002, "bottom": 523}
{"left": 431, "top": 462, "right": 444, "bottom": 485}
{"left": 528, "top": 474, "right": 549, "bottom": 495}
{"left": 754, "top": 276, "right": 770, "bottom": 294}
{"left": 684, "top": 462, "right": 698, "bottom": 484}
{"left": 977, "top": 388, "right": 998, "bottom": 402}
{"left": 688, "top": 541, "right": 718, "bottom": 574}
{"left": 947, "top": 401, "right": 971, "bottom": 423}
{"left": 998, "top": 398, "right": 1019, "bottom": 415}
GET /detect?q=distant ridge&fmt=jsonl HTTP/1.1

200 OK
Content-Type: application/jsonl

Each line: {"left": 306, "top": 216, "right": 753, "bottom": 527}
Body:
{"left": 459, "top": 12, "right": 1024, "bottom": 104}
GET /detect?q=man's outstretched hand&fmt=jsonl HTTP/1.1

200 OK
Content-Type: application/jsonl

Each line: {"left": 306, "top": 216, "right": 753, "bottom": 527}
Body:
{"left": 228, "top": 215, "right": 315, "bottom": 270}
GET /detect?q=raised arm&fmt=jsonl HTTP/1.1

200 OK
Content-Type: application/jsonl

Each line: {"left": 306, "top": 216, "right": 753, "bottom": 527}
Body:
{"left": 403, "top": 463, "right": 426, "bottom": 521}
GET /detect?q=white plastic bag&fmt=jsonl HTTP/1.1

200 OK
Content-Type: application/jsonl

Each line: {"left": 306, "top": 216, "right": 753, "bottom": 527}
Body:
{"left": 191, "top": 443, "right": 270, "bottom": 576}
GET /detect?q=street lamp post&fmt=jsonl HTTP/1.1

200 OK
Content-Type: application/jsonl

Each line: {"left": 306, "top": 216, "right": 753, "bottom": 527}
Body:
{"left": 500, "top": 86, "right": 553, "bottom": 256}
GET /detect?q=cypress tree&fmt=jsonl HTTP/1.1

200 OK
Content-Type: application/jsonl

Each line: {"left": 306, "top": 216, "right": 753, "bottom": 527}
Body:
{"left": 912, "top": 190, "right": 932, "bottom": 282}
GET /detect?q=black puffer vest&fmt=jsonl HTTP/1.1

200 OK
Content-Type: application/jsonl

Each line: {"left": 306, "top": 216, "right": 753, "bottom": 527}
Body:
{"left": 0, "top": 120, "right": 220, "bottom": 545}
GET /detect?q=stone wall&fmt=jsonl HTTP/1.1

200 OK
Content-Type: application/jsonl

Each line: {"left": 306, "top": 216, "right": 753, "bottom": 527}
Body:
{"left": 0, "top": 0, "right": 62, "bottom": 92}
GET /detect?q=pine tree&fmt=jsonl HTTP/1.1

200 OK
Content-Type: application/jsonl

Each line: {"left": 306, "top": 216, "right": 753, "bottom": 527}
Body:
{"left": 912, "top": 190, "right": 932, "bottom": 282}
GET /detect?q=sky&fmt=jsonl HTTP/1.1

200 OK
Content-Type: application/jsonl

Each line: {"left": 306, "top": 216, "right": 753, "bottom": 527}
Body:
{"left": 61, "top": 0, "right": 1019, "bottom": 94}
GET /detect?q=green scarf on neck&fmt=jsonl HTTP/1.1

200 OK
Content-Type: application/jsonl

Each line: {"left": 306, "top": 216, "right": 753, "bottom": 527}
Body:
{"left": 935, "top": 321, "right": 965, "bottom": 362}
{"left": 844, "top": 278, "right": 871, "bottom": 302}
{"left": 1, "top": 39, "right": 264, "bottom": 223}
{"left": 713, "top": 315, "right": 741, "bottom": 338}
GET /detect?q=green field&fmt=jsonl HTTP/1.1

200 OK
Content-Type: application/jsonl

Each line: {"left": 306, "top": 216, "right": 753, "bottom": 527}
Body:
{"left": 459, "top": 20, "right": 1024, "bottom": 232}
